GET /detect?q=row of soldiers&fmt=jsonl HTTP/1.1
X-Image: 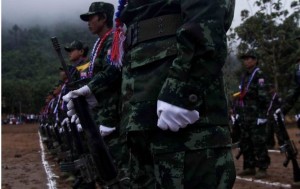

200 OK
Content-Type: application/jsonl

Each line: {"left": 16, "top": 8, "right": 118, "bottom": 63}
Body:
{"left": 230, "top": 38, "right": 300, "bottom": 181}
{"left": 38, "top": 1, "right": 238, "bottom": 189}
{"left": 36, "top": 0, "right": 300, "bottom": 188}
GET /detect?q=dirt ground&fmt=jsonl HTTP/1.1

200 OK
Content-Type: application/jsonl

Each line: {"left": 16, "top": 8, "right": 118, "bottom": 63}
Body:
{"left": 3, "top": 123, "right": 300, "bottom": 189}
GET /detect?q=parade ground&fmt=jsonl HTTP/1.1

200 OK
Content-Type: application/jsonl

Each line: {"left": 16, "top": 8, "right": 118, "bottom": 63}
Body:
{"left": 2, "top": 123, "right": 300, "bottom": 189}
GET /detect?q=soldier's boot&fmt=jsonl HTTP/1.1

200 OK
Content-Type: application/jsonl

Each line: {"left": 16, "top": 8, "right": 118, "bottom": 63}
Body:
{"left": 238, "top": 168, "right": 256, "bottom": 176}
{"left": 255, "top": 169, "right": 267, "bottom": 179}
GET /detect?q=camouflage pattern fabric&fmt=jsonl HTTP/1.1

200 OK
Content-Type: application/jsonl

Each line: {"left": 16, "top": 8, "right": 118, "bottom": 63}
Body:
{"left": 86, "top": 32, "right": 129, "bottom": 182}
{"left": 120, "top": 0, "right": 236, "bottom": 188}
{"left": 237, "top": 67, "right": 271, "bottom": 170}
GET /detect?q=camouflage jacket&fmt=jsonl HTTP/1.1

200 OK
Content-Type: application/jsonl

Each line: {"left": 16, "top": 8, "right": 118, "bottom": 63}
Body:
{"left": 87, "top": 32, "right": 122, "bottom": 127}
{"left": 237, "top": 67, "right": 270, "bottom": 121}
{"left": 120, "top": 0, "right": 235, "bottom": 150}
{"left": 282, "top": 63, "right": 300, "bottom": 114}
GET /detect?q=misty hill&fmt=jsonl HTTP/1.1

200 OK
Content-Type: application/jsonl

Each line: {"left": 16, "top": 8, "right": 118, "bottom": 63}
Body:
{"left": 2, "top": 22, "right": 96, "bottom": 114}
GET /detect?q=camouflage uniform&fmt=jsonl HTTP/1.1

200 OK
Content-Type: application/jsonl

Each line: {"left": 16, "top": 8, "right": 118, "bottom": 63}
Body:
{"left": 88, "top": 32, "right": 128, "bottom": 181}
{"left": 79, "top": 2, "right": 128, "bottom": 185}
{"left": 120, "top": 0, "right": 236, "bottom": 188}
{"left": 237, "top": 65, "right": 271, "bottom": 171}
{"left": 266, "top": 91, "right": 284, "bottom": 147}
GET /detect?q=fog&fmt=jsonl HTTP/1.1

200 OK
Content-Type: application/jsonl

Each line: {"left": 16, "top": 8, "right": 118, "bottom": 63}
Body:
{"left": 1, "top": 0, "right": 296, "bottom": 29}
{"left": 2, "top": 0, "right": 118, "bottom": 27}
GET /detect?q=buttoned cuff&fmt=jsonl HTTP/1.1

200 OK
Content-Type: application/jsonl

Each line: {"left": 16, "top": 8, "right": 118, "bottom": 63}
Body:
{"left": 158, "top": 78, "right": 203, "bottom": 110}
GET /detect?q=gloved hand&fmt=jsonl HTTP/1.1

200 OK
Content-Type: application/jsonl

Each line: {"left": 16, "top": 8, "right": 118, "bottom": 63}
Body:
{"left": 71, "top": 114, "right": 80, "bottom": 125}
{"left": 99, "top": 125, "right": 116, "bottom": 137}
{"left": 59, "top": 127, "right": 64, "bottom": 133}
{"left": 257, "top": 118, "right": 267, "bottom": 125}
{"left": 61, "top": 117, "right": 69, "bottom": 126}
{"left": 295, "top": 114, "right": 300, "bottom": 122}
{"left": 62, "top": 85, "right": 98, "bottom": 109}
{"left": 157, "top": 100, "right": 199, "bottom": 132}
{"left": 231, "top": 114, "right": 239, "bottom": 125}
{"left": 76, "top": 124, "right": 83, "bottom": 132}
{"left": 273, "top": 108, "right": 283, "bottom": 121}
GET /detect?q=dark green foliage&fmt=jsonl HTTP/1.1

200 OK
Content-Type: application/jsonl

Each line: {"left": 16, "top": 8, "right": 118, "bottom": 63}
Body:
{"left": 226, "top": 0, "right": 300, "bottom": 111}
{"left": 2, "top": 22, "right": 95, "bottom": 114}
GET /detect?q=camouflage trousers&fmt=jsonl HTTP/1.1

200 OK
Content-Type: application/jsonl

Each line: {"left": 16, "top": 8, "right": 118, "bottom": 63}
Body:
{"left": 240, "top": 119, "right": 270, "bottom": 170}
{"left": 105, "top": 132, "right": 130, "bottom": 182}
{"left": 128, "top": 131, "right": 236, "bottom": 189}
{"left": 266, "top": 115, "right": 284, "bottom": 147}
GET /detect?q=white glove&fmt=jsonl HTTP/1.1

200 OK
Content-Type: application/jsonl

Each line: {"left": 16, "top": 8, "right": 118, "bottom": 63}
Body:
{"left": 257, "top": 118, "right": 267, "bottom": 125}
{"left": 59, "top": 127, "right": 64, "bottom": 133}
{"left": 231, "top": 114, "right": 239, "bottom": 125}
{"left": 157, "top": 100, "right": 199, "bottom": 132}
{"left": 71, "top": 114, "right": 80, "bottom": 124}
{"left": 99, "top": 125, "right": 116, "bottom": 137}
{"left": 273, "top": 108, "right": 282, "bottom": 121}
{"left": 295, "top": 114, "right": 300, "bottom": 121}
{"left": 62, "top": 85, "right": 98, "bottom": 109}
{"left": 63, "top": 85, "right": 91, "bottom": 102}
{"left": 76, "top": 124, "right": 83, "bottom": 132}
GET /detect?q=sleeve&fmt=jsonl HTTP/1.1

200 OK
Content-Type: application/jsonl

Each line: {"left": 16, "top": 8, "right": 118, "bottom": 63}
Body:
{"left": 87, "top": 39, "right": 121, "bottom": 102}
{"left": 157, "top": 0, "right": 235, "bottom": 110}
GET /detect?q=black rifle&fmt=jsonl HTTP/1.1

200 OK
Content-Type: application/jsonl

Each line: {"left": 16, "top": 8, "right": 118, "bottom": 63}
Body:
{"left": 276, "top": 112, "right": 300, "bottom": 182}
{"left": 51, "top": 37, "right": 119, "bottom": 186}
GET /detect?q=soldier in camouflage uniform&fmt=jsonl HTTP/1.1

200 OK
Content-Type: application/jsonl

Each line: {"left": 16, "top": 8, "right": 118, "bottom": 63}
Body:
{"left": 266, "top": 85, "right": 284, "bottom": 148}
{"left": 119, "top": 0, "right": 236, "bottom": 188}
{"left": 236, "top": 50, "right": 270, "bottom": 179}
{"left": 63, "top": 2, "right": 128, "bottom": 188}
{"left": 64, "top": 40, "right": 90, "bottom": 81}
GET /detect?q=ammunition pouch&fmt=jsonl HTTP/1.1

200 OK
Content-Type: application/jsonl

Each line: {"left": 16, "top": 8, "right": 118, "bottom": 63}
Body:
{"left": 126, "top": 14, "right": 182, "bottom": 48}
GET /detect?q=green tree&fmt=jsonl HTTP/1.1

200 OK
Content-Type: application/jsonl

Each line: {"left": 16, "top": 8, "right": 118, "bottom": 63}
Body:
{"left": 227, "top": 0, "right": 300, "bottom": 99}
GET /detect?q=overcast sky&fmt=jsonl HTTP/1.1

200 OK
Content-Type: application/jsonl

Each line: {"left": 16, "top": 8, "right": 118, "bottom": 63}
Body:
{"left": 1, "top": 0, "right": 296, "bottom": 29}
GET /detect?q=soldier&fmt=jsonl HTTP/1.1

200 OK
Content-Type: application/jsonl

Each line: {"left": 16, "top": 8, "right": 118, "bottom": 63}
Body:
{"left": 266, "top": 85, "right": 284, "bottom": 149}
{"left": 119, "top": 0, "right": 236, "bottom": 188}
{"left": 64, "top": 40, "right": 90, "bottom": 80}
{"left": 62, "top": 2, "right": 128, "bottom": 187}
{"left": 236, "top": 50, "right": 270, "bottom": 179}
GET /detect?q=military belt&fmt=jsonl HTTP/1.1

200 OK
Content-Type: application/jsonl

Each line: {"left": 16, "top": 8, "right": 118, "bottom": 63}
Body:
{"left": 126, "top": 14, "right": 182, "bottom": 48}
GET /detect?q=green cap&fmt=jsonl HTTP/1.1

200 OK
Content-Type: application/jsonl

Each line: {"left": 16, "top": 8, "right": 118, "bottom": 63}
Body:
{"left": 64, "top": 40, "right": 84, "bottom": 52}
{"left": 240, "top": 50, "right": 258, "bottom": 59}
{"left": 80, "top": 2, "right": 114, "bottom": 22}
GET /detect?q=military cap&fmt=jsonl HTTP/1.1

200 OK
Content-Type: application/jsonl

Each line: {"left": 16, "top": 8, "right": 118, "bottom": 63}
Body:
{"left": 80, "top": 2, "right": 115, "bottom": 22}
{"left": 64, "top": 40, "right": 84, "bottom": 52}
{"left": 240, "top": 50, "right": 258, "bottom": 59}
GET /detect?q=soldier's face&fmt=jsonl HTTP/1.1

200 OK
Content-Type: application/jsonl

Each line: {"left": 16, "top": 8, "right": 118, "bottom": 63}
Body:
{"left": 68, "top": 49, "right": 83, "bottom": 62}
{"left": 243, "top": 57, "right": 257, "bottom": 69}
{"left": 87, "top": 14, "right": 106, "bottom": 34}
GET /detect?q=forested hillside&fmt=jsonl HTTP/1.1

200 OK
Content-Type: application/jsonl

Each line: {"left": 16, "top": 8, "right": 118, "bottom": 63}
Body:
{"left": 2, "top": 0, "right": 300, "bottom": 116}
{"left": 2, "top": 22, "right": 95, "bottom": 114}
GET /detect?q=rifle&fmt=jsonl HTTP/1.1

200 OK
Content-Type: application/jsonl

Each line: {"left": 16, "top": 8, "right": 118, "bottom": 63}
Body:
{"left": 51, "top": 37, "right": 119, "bottom": 186}
{"left": 275, "top": 112, "right": 300, "bottom": 182}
